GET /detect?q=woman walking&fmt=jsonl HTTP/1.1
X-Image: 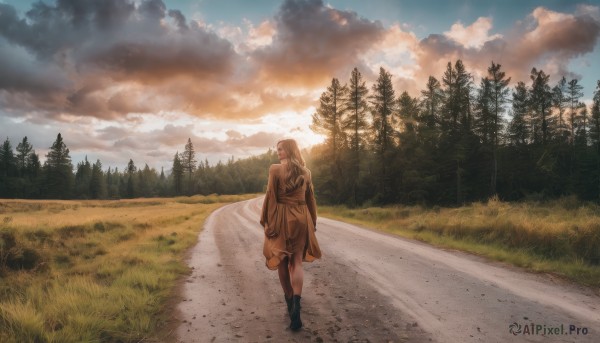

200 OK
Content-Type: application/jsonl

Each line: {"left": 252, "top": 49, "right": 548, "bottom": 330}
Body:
{"left": 260, "top": 138, "right": 322, "bottom": 331}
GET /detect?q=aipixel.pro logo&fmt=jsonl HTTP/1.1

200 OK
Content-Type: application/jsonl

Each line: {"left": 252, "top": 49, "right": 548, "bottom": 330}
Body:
{"left": 509, "top": 322, "right": 589, "bottom": 336}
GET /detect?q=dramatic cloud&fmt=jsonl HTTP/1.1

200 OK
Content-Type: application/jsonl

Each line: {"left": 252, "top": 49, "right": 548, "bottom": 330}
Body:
{"left": 409, "top": 7, "right": 600, "bottom": 95}
{"left": 0, "top": 0, "right": 239, "bottom": 120}
{"left": 252, "top": 0, "right": 385, "bottom": 86}
{"left": 1, "top": 1, "right": 599, "bottom": 169}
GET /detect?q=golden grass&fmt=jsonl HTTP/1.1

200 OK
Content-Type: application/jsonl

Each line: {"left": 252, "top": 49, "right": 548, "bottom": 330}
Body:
{"left": 319, "top": 195, "right": 600, "bottom": 289}
{"left": 0, "top": 194, "right": 259, "bottom": 343}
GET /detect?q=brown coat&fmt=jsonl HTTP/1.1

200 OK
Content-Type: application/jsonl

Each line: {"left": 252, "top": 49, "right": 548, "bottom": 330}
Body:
{"left": 260, "top": 164, "right": 322, "bottom": 270}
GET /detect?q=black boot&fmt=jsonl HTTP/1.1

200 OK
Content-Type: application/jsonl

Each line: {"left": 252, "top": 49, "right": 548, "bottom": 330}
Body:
{"left": 284, "top": 295, "right": 293, "bottom": 319}
{"left": 289, "top": 295, "right": 303, "bottom": 331}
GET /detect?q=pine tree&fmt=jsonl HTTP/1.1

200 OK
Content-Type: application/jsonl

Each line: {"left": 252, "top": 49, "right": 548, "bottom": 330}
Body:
{"left": 397, "top": 91, "right": 419, "bottom": 134}
{"left": 0, "top": 138, "right": 17, "bottom": 197}
{"left": 311, "top": 77, "right": 348, "bottom": 203}
{"left": 529, "top": 68, "right": 553, "bottom": 146}
{"left": 0, "top": 138, "right": 16, "bottom": 178}
{"left": 567, "top": 79, "right": 584, "bottom": 145}
{"left": 508, "top": 82, "right": 529, "bottom": 146}
{"left": 43, "top": 133, "right": 73, "bottom": 199}
{"left": 180, "top": 138, "right": 197, "bottom": 194}
{"left": 442, "top": 60, "right": 473, "bottom": 132}
{"left": 90, "top": 159, "right": 107, "bottom": 199}
{"left": 474, "top": 78, "right": 494, "bottom": 145}
{"left": 126, "top": 159, "right": 136, "bottom": 198}
{"left": 420, "top": 76, "right": 443, "bottom": 129}
{"left": 27, "top": 152, "right": 41, "bottom": 178}
{"left": 15, "top": 136, "right": 33, "bottom": 176}
{"left": 127, "top": 159, "right": 136, "bottom": 174}
{"left": 575, "top": 104, "right": 589, "bottom": 147}
{"left": 27, "top": 151, "right": 42, "bottom": 198}
{"left": 370, "top": 67, "right": 396, "bottom": 202}
{"left": 342, "top": 68, "right": 369, "bottom": 205}
{"left": 441, "top": 60, "right": 474, "bottom": 204}
{"left": 487, "top": 61, "right": 511, "bottom": 196}
{"left": 552, "top": 77, "right": 569, "bottom": 143}
{"left": 172, "top": 152, "right": 183, "bottom": 195}
{"left": 396, "top": 91, "right": 421, "bottom": 203}
{"left": 455, "top": 60, "right": 474, "bottom": 132}
{"left": 75, "top": 156, "right": 92, "bottom": 198}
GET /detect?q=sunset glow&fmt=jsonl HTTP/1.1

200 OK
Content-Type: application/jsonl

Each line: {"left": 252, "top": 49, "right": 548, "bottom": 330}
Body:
{"left": 1, "top": 0, "right": 599, "bottom": 170}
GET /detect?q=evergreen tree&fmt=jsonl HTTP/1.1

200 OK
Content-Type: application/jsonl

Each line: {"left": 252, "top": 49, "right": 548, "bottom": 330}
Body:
{"left": 508, "top": 82, "right": 529, "bottom": 146}
{"left": 529, "top": 68, "right": 553, "bottom": 145}
{"left": 311, "top": 77, "right": 348, "bottom": 203}
{"left": 0, "top": 138, "right": 16, "bottom": 177}
{"left": 420, "top": 76, "right": 443, "bottom": 130}
{"left": 441, "top": 60, "right": 474, "bottom": 204}
{"left": 26, "top": 151, "right": 42, "bottom": 198}
{"left": 158, "top": 166, "right": 167, "bottom": 196}
{"left": 567, "top": 79, "right": 584, "bottom": 145}
{"left": 181, "top": 138, "right": 197, "bottom": 194}
{"left": 74, "top": 156, "right": 92, "bottom": 198}
{"left": 442, "top": 60, "right": 473, "bottom": 132}
{"left": 0, "top": 138, "right": 17, "bottom": 197}
{"left": 43, "top": 133, "right": 73, "bottom": 199}
{"left": 552, "top": 77, "right": 569, "bottom": 143}
{"left": 474, "top": 78, "right": 494, "bottom": 145}
{"left": 172, "top": 152, "right": 183, "bottom": 195}
{"left": 106, "top": 167, "right": 115, "bottom": 198}
{"left": 487, "top": 61, "right": 511, "bottom": 196}
{"left": 397, "top": 91, "right": 419, "bottom": 134}
{"left": 126, "top": 159, "right": 136, "bottom": 198}
{"left": 396, "top": 91, "right": 422, "bottom": 203}
{"left": 127, "top": 159, "right": 136, "bottom": 174}
{"left": 90, "top": 159, "right": 107, "bottom": 199}
{"left": 370, "top": 67, "right": 396, "bottom": 202}
{"left": 15, "top": 136, "right": 33, "bottom": 176}
{"left": 416, "top": 76, "right": 444, "bottom": 203}
{"left": 455, "top": 60, "right": 474, "bottom": 132}
{"left": 342, "top": 68, "right": 369, "bottom": 205}
{"left": 27, "top": 152, "right": 41, "bottom": 178}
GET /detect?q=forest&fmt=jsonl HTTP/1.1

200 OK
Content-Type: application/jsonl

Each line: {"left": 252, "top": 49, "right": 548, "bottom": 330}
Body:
{"left": 1, "top": 59, "right": 599, "bottom": 206}
{"left": 0, "top": 135, "right": 277, "bottom": 200}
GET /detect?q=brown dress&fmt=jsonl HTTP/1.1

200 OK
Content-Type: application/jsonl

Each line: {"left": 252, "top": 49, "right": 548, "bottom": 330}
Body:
{"left": 260, "top": 163, "right": 322, "bottom": 270}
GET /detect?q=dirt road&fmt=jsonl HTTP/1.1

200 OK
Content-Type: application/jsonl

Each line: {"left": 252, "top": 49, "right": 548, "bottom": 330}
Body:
{"left": 175, "top": 197, "right": 600, "bottom": 342}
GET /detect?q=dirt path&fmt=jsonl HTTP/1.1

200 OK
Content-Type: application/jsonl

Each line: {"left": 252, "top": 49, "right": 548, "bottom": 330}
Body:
{"left": 174, "top": 197, "right": 599, "bottom": 342}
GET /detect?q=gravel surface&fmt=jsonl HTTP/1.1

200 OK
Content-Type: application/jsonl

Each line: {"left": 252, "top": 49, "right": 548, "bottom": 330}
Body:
{"left": 174, "top": 197, "right": 599, "bottom": 342}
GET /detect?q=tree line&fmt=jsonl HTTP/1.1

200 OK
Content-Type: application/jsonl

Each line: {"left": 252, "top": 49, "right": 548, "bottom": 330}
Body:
{"left": 2, "top": 60, "right": 599, "bottom": 206}
{"left": 308, "top": 61, "right": 600, "bottom": 206}
{"left": 0, "top": 135, "right": 278, "bottom": 199}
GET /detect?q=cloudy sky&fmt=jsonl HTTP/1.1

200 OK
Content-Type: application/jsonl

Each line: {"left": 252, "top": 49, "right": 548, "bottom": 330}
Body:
{"left": 1, "top": 0, "right": 599, "bottom": 172}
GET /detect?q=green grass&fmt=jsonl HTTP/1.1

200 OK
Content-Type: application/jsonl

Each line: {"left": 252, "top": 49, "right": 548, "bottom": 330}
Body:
{"left": 319, "top": 195, "right": 600, "bottom": 289}
{"left": 0, "top": 194, "right": 259, "bottom": 342}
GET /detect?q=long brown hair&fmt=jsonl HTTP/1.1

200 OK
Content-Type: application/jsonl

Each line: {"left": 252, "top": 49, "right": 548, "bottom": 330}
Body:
{"left": 277, "top": 139, "right": 308, "bottom": 192}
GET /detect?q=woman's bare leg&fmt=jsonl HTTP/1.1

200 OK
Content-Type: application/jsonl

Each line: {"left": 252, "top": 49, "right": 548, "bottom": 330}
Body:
{"left": 278, "top": 256, "right": 293, "bottom": 298}
{"left": 288, "top": 252, "right": 304, "bottom": 296}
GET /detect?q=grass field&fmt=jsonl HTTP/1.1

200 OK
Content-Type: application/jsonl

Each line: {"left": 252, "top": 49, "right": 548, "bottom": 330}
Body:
{"left": 0, "top": 194, "right": 259, "bottom": 343}
{"left": 319, "top": 195, "right": 600, "bottom": 289}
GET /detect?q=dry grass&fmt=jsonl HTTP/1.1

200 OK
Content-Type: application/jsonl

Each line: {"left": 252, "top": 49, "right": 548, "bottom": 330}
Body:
{"left": 0, "top": 194, "right": 258, "bottom": 343}
{"left": 320, "top": 195, "right": 600, "bottom": 288}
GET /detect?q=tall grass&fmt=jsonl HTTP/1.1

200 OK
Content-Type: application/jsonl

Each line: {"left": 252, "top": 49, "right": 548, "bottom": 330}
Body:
{"left": 320, "top": 195, "right": 600, "bottom": 288}
{"left": 0, "top": 194, "right": 258, "bottom": 342}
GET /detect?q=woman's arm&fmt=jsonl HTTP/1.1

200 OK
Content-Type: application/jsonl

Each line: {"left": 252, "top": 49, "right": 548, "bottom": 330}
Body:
{"left": 305, "top": 170, "right": 317, "bottom": 230}
{"left": 260, "top": 164, "right": 279, "bottom": 237}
